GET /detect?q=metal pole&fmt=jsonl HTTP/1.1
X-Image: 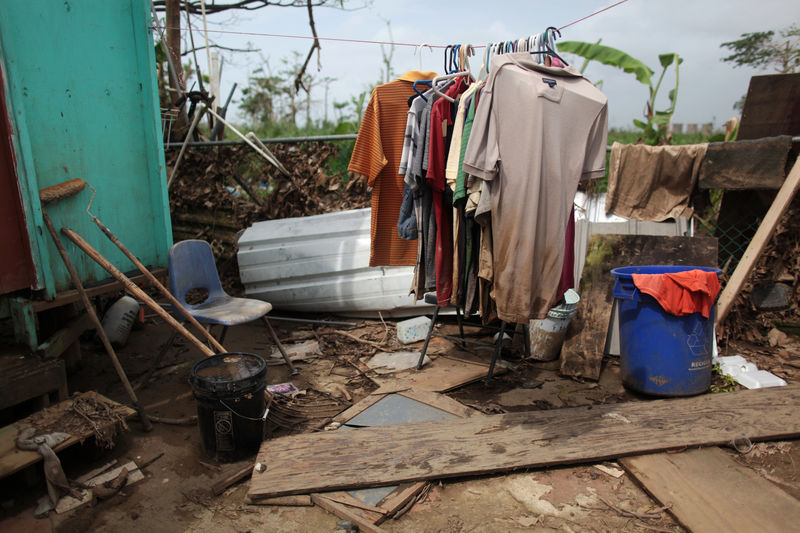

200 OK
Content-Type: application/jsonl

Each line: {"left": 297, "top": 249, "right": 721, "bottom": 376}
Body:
{"left": 168, "top": 104, "right": 206, "bottom": 189}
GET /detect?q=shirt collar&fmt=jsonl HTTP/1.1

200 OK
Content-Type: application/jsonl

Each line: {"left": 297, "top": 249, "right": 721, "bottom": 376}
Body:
{"left": 398, "top": 70, "right": 439, "bottom": 82}
{"left": 501, "top": 53, "right": 583, "bottom": 78}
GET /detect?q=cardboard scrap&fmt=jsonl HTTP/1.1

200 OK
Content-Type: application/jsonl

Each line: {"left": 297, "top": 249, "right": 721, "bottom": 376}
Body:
{"left": 269, "top": 340, "right": 321, "bottom": 362}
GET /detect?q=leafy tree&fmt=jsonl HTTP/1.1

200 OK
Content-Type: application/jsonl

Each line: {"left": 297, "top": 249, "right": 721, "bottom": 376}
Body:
{"left": 720, "top": 24, "right": 800, "bottom": 74}
{"left": 239, "top": 65, "right": 284, "bottom": 126}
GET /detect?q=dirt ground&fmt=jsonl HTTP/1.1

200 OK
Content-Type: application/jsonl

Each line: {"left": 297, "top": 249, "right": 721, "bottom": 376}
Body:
{"left": 1, "top": 315, "right": 798, "bottom": 533}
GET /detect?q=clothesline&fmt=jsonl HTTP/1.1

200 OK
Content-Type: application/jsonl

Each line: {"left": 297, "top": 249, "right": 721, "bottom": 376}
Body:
{"left": 165, "top": 135, "right": 800, "bottom": 150}
{"left": 150, "top": 0, "right": 633, "bottom": 50}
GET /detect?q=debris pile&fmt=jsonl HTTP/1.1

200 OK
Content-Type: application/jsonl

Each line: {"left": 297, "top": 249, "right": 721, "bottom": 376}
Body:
{"left": 166, "top": 143, "right": 369, "bottom": 293}
{"left": 720, "top": 193, "right": 800, "bottom": 380}
{"left": 26, "top": 392, "right": 130, "bottom": 449}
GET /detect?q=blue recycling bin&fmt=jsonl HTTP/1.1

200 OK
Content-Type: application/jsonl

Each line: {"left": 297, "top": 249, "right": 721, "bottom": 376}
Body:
{"left": 611, "top": 265, "right": 722, "bottom": 396}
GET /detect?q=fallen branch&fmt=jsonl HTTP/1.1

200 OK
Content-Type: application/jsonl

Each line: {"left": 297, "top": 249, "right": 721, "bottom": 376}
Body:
{"left": 595, "top": 497, "right": 671, "bottom": 520}
{"left": 377, "top": 311, "right": 389, "bottom": 344}
{"left": 345, "top": 359, "right": 381, "bottom": 387}
{"left": 330, "top": 330, "right": 396, "bottom": 351}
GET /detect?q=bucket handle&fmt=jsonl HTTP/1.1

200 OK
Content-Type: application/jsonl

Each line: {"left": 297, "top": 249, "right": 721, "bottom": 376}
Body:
{"left": 612, "top": 278, "right": 640, "bottom": 301}
{"left": 220, "top": 399, "right": 269, "bottom": 422}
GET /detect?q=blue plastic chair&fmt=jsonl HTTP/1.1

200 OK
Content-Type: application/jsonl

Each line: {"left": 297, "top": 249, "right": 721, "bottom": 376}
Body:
{"left": 167, "top": 240, "right": 296, "bottom": 373}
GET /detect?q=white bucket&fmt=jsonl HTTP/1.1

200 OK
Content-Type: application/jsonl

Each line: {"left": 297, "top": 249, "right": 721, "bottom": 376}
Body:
{"left": 528, "top": 289, "right": 580, "bottom": 361}
{"left": 102, "top": 296, "right": 140, "bottom": 347}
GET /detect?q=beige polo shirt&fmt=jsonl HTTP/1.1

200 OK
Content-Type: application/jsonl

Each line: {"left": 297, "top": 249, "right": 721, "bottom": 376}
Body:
{"left": 462, "top": 53, "right": 608, "bottom": 322}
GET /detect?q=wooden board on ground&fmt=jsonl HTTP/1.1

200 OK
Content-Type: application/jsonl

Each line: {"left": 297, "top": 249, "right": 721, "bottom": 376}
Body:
{"left": 333, "top": 387, "right": 477, "bottom": 424}
{"left": 310, "top": 494, "right": 386, "bottom": 533}
{"left": 247, "top": 385, "right": 800, "bottom": 500}
{"left": 560, "top": 234, "right": 718, "bottom": 380}
{"left": 0, "top": 391, "right": 134, "bottom": 480}
{"left": 620, "top": 447, "right": 800, "bottom": 533}
{"left": 372, "top": 353, "right": 507, "bottom": 392}
{"left": 56, "top": 460, "right": 145, "bottom": 514}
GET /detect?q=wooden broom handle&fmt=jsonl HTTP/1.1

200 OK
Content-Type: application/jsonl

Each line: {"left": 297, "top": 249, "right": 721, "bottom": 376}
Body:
{"left": 60, "top": 227, "right": 216, "bottom": 357}
{"left": 89, "top": 215, "right": 226, "bottom": 353}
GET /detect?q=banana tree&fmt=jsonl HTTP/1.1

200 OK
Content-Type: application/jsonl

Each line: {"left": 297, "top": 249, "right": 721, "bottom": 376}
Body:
{"left": 558, "top": 41, "right": 683, "bottom": 145}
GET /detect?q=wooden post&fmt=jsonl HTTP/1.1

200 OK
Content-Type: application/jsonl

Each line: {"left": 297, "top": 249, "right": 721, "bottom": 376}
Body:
{"left": 716, "top": 158, "right": 800, "bottom": 325}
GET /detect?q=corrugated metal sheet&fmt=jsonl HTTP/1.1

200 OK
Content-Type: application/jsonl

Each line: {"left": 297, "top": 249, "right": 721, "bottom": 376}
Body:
{"left": 238, "top": 209, "right": 432, "bottom": 316}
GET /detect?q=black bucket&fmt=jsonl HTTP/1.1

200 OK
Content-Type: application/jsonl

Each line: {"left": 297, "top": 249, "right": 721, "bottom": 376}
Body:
{"left": 189, "top": 353, "right": 267, "bottom": 462}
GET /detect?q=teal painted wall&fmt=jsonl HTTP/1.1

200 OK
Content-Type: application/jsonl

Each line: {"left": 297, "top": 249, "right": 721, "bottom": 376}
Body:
{"left": 0, "top": 0, "right": 171, "bottom": 298}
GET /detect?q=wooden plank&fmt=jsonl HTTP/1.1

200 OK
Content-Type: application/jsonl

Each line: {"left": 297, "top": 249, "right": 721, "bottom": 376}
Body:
{"left": 560, "top": 235, "right": 718, "bottom": 380}
{"left": 0, "top": 357, "right": 66, "bottom": 411}
{"left": 37, "top": 311, "right": 92, "bottom": 359}
{"left": 0, "top": 392, "right": 134, "bottom": 480}
{"left": 697, "top": 136, "right": 793, "bottom": 190}
{"left": 247, "top": 495, "right": 313, "bottom": 506}
{"left": 310, "top": 494, "right": 387, "bottom": 533}
{"left": 247, "top": 385, "right": 800, "bottom": 500}
{"left": 737, "top": 73, "right": 800, "bottom": 141}
{"left": 56, "top": 461, "right": 145, "bottom": 514}
{"left": 375, "top": 482, "right": 428, "bottom": 521}
{"left": 9, "top": 297, "right": 37, "bottom": 349}
{"left": 319, "top": 492, "right": 388, "bottom": 516}
{"left": 373, "top": 355, "right": 506, "bottom": 392}
{"left": 620, "top": 448, "right": 800, "bottom": 533}
{"left": 212, "top": 462, "right": 255, "bottom": 496}
{"left": 716, "top": 159, "right": 800, "bottom": 325}
{"left": 30, "top": 268, "right": 167, "bottom": 313}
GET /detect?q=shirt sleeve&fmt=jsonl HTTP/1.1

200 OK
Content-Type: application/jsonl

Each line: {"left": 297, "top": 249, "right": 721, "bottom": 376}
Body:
{"left": 580, "top": 103, "right": 609, "bottom": 181}
{"left": 425, "top": 99, "right": 447, "bottom": 192}
{"left": 347, "top": 89, "right": 387, "bottom": 187}
{"left": 461, "top": 85, "right": 500, "bottom": 181}
{"left": 398, "top": 107, "right": 415, "bottom": 176}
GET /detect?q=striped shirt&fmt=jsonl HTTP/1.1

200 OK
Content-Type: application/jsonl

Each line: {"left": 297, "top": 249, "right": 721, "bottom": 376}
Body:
{"left": 349, "top": 71, "right": 436, "bottom": 267}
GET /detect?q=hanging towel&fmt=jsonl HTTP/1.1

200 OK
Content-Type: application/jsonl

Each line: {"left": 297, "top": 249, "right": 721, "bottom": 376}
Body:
{"left": 606, "top": 142, "right": 708, "bottom": 222}
{"left": 632, "top": 269, "right": 721, "bottom": 318}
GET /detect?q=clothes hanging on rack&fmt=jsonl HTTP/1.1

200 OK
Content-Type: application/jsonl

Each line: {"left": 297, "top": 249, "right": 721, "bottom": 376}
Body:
{"left": 427, "top": 76, "right": 470, "bottom": 305}
{"left": 462, "top": 53, "right": 608, "bottom": 322}
{"left": 348, "top": 70, "right": 437, "bottom": 267}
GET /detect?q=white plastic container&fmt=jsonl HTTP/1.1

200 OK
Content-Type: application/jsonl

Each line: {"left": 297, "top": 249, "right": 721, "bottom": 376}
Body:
{"left": 102, "top": 296, "right": 140, "bottom": 347}
{"left": 528, "top": 289, "right": 580, "bottom": 361}
{"left": 396, "top": 316, "right": 431, "bottom": 344}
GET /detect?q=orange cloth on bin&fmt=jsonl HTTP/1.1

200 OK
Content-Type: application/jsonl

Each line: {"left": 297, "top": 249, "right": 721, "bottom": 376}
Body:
{"left": 632, "top": 270, "right": 721, "bottom": 318}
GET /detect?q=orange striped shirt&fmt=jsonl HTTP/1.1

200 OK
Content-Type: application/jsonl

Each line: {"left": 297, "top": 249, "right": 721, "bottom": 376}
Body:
{"left": 349, "top": 71, "right": 437, "bottom": 267}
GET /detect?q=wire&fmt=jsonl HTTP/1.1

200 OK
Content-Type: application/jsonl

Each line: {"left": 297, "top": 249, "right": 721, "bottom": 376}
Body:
{"left": 558, "top": 0, "right": 632, "bottom": 31}
{"left": 151, "top": 0, "right": 634, "bottom": 50}
{"left": 151, "top": 25, "right": 450, "bottom": 48}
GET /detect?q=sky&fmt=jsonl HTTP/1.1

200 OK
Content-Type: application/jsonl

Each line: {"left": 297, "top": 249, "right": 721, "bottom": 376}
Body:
{"left": 176, "top": 0, "right": 800, "bottom": 130}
